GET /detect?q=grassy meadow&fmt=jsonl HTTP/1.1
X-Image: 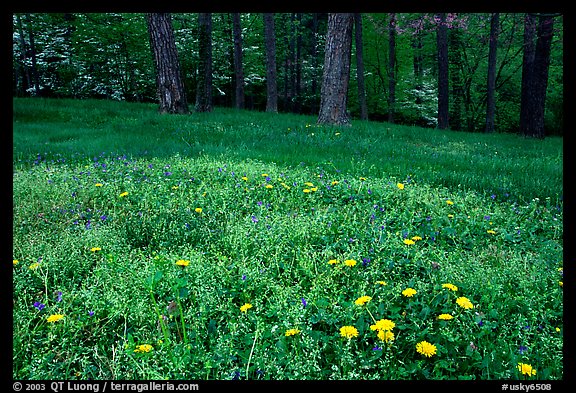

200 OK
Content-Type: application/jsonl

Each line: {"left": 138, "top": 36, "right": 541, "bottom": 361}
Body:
{"left": 12, "top": 98, "right": 563, "bottom": 380}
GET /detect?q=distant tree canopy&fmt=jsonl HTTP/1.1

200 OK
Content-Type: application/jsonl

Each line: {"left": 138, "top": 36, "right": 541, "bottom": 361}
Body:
{"left": 12, "top": 12, "right": 563, "bottom": 135}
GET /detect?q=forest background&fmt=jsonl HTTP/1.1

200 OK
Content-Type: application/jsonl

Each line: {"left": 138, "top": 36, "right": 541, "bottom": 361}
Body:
{"left": 12, "top": 12, "right": 564, "bottom": 136}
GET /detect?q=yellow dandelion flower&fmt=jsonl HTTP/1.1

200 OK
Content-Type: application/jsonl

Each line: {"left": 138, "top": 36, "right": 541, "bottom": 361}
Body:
{"left": 265, "top": 184, "right": 273, "bottom": 189}
{"left": 242, "top": 176, "right": 248, "bottom": 181}
{"left": 416, "top": 341, "right": 437, "bottom": 357}
{"left": 285, "top": 328, "right": 301, "bottom": 337}
{"left": 370, "top": 319, "right": 395, "bottom": 332}
{"left": 403, "top": 239, "right": 415, "bottom": 245}
{"left": 175, "top": 259, "right": 190, "bottom": 267}
{"left": 29, "top": 262, "right": 40, "bottom": 270}
{"left": 354, "top": 296, "right": 372, "bottom": 306}
{"left": 328, "top": 259, "right": 339, "bottom": 265}
{"left": 456, "top": 296, "right": 474, "bottom": 309}
{"left": 303, "top": 188, "right": 311, "bottom": 193}
{"left": 134, "top": 344, "right": 153, "bottom": 353}
{"left": 195, "top": 207, "right": 203, "bottom": 213}
{"left": 448, "top": 214, "right": 454, "bottom": 218}
{"left": 119, "top": 191, "right": 129, "bottom": 198}
{"left": 402, "top": 288, "right": 417, "bottom": 297}
{"left": 339, "top": 325, "right": 359, "bottom": 339}
{"left": 360, "top": 177, "right": 367, "bottom": 181}
{"left": 304, "top": 182, "right": 314, "bottom": 187}
{"left": 377, "top": 330, "right": 395, "bottom": 342}
{"left": 411, "top": 236, "right": 423, "bottom": 241}
{"left": 47, "top": 314, "right": 65, "bottom": 323}
{"left": 517, "top": 363, "right": 537, "bottom": 377}
{"left": 559, "top": 281, "right": 563, "bottom": 287}
{"left": 438, "top": 314, "right": 454, "bottom": 321}
{"left": 344, "top": 259, "right": 357, "bottom": 267}
{"left": 397, "top": 183, "right": 404, "bottom": 190}
{"left": 376, "top": 280, "right": 387, "bottom": 286}
{"left": 95, "top": 183, "right": 103, "bottom": 187}
{"left": 442, "top": 283, "right": 458, "bottom": 291}
{"left": 240, "top": 303, "right": 253, "bottom": 313}
{"left": 487, "top": 229, "right": 497, "bottom": 234}
{"left": 446, "top": 200, "right": 454, "bottom": 205}
{"left": 281, "top": 182, "right": 291, "bottom": 190}
{"left": 331, "top": 181, "right": 339, "bottom": 186}
{"left": 310, "top": 187, "right": 318, "bottom": 192}
{"left": 13, "top": 259, "right": 19, "bottom": 266}
{"left": 261, "top": 173, "right": 269, "bottom": 177}
{"left": 172, "top": 185, "right": 179, "bottom": 190}
{"left": 90, "top": 247, "right": 101, "bottom": 252}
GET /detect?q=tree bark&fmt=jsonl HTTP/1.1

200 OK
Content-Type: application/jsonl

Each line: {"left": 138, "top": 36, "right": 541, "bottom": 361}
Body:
{"left": 354, "top": 13, "right": 368, "bottom": 121}
{"left": 263, "top": 13, "right": 278, "bottom": 113}
{"left": 195, "top": 13, "right": 213, "bottom": 112}
{"left": 387, "top": 13, "right": 396, "bottom": 123}
{"left": 520, "top": 14, "right": 554, "bottom": 138}
{"left": 436, "top": 13, "right": 449, "bottom": 129}
{"left": 317, "top": 13, "right": 354, "bottom": 126}
{"left": 232, "top": 13, "right": 245, "bottom": 110}
{"left": 146, "top": 13, "right": 189, "bottom": 114}
{"left": 519, "top": 14, "right": 536, "bottom": 135}
{"left": 485, "top": 13, "right": 499, "bottom": 133}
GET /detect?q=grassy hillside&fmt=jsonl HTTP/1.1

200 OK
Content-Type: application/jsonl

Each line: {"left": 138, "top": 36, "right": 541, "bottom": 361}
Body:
{"left": 12, "top": 98, "right": 563, "bottom": 380}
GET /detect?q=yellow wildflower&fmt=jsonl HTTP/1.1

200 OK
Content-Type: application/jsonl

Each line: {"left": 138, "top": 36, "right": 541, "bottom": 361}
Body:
{"left": 47, "top": 314, "right": 65, "bottom": 323}
{"left": 402, "top": 288, "right": 417, "bottom": 297}
{"left": 354, "top": 296, "right": 372, "bottom": 306}
{"left": 285, "top": 329, "right": 301, "bottom": 337}
{"left": 416, "top": 341, "right": 437, "bottom": 357}
{"left": 339, "top": 325, "right": 359, "bottom": 339}
{"left": 517, "top": 363, "right": 537, "bottom": 377}
{"left": 456, "top": 296, "right": 474, "bottom": 309}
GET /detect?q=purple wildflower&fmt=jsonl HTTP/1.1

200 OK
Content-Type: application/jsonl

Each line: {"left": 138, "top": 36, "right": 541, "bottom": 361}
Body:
{"left": 301, "top": 298, "right": 307, "bottom": 308}
{"left": 33, "top": 302, "right": 45, "bottom": 311}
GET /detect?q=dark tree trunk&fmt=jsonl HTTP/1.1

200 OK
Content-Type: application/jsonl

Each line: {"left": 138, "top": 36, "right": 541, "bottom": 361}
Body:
{"left": 387, "top": 13, "right": 397, "bottom": 123}
{"left": 354, "top": 13, "right": 368, "bottom": 121}
{"left": 311, "top": 13, "right": 319, "bottom": 112}
{"left": 263, "top": 13, "right": 278, "bottom": 113}
{"left": 485, "top": 13, "right": 500, "bottom": 133}
{"left": 317, "top": 13, "right": 354, "bottom": 126}
{"left": 294, "top": 13, "right": 303, "bottom": 113}
{"left": 520, "top": 14, "right": 554, "bottom": 138}
{"left": 146, "top": 13, "right": 189, "bottom": 114}
{"left": 25, "top": 14, "right": 41, "bottom": 96}
{"left": 195, "top": 13, "right": 213, "bottom": 112}
{"left": 436, "top": 13, "right": 449, "bottom": 129}
{"left": 519, "top": 14, "right": 537, "bottom": 135}
{"left": 15, "top": 14, "right": 31, "bottom": 95}
{"left": 449, "top": 28, "right": 464, "bottom": 131}
{"left": 232, "top": 13, "right": 245, "bottom": 110}
{"left": 412, "top": 30, "right": 424, "bottom": 105}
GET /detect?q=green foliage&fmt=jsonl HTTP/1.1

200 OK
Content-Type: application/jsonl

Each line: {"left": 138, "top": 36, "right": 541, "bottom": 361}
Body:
{"left": 13, "top": 98, "right": 562, "bottom": 380}
{"left": 13, "top": 13, "right": 563, "bottom": 134}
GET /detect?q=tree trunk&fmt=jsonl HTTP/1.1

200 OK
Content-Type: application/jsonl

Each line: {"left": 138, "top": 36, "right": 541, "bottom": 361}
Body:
{"left": 520, "top": 14, "right": 554, "bottom": 138}
{"left": 387, "top": 13, "right": 396, "bottom": 123}
{"left": 25, "top": 14, "right": 41, "bottom": 96}
{"left": 317, "top": 13, "right": 354, "bottom": 126}
{"left": 15, "top": 14, "right": 31, "bottom": 95}
{"left": 485, "top": 13, "right": 499, "bottom": 133}
{"left": 263, "top": 13, "right": 278, "bottom": 113}
{"left": 354, "top": 13, "right": 368, "bottom": 121}
{"left": 436, "top": 13, "right": 449, "bottom": 129}
{"left": 195, "top": 13, "right": 213, "bottom": 112}
{"left": 519, "top": 14, "right": 536, "bottom": 135}
{"left": 232, "top": 13, "right": 245, "bottom": 110}
{"left": 146, "top": 13, "right": 189, "bottom": 114}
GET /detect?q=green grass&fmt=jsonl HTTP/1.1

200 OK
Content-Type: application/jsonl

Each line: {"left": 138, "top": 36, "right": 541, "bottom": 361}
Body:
{"left": 12, "top": 97, "right": 563, "bottom": 380}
